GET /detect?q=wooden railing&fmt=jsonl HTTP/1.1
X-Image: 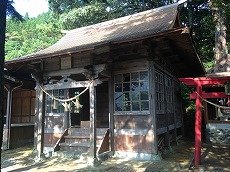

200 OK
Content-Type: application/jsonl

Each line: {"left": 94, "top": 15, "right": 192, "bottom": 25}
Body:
{"left": 54, "top": 128, "right": 69, "bottom": 152}
{"left": 97, "top": 128, "right": 110, "bottom": 155}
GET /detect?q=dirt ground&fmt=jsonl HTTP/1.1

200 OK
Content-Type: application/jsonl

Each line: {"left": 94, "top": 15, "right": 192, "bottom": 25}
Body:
{"left": 1, "top": 138, "right": 230, "bottom": 172}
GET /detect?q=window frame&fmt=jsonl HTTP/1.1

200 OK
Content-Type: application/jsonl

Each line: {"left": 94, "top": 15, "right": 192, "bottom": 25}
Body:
{"left": 45, "top": 89, "right": 66, "bottom": 116}
{"left": 165, "top": 76, "right": 174, "bottom": 113}
{"left": 114, "top": 70, "right": 150, "bottom": 114}
{"left": 155, "top": 70, "right": 165, "bottom": 114}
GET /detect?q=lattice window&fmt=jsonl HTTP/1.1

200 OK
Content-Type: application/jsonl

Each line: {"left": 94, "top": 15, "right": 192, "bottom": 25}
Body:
{"left": 155, "top": 71, "right": 165, "bottom": 113}
{"left": 114, "top": 71, "right": 149, "bottom": 112}
{"left": 165, "top": 76, "right": 174, "bottom": 113}
{"left": 45, "top": 89, "right": 65, "bottom": 114}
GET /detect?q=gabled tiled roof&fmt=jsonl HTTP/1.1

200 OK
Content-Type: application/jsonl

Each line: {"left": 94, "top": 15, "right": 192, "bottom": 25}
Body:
{"left": 7, "top": 2, "right": 180, "bottom": 63}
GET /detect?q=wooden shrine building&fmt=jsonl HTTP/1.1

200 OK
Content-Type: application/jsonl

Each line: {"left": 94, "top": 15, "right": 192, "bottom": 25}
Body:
{"left": 4, "top": 2, "right": 205, "bottom": 161}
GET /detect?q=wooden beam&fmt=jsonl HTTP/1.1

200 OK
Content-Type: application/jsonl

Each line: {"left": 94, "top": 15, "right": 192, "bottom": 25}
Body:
{"left": 44, "top": 80, "right": 90, "bottom": 90}
{"left": 93, "top": 45, "right": 110, "bottom": 55}
{"left": 43, "top": 67, "right": 86, "bottom": 77}
{"left": 43, "top": 64, "right": 106, "bottom": 78}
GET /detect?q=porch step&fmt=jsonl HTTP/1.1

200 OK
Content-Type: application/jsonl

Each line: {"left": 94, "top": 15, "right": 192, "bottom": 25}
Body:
{"left": 57, "top": 128, "right": 109, "bottom": 152}
{"left": 64, "top": 135, "right": 103, "bottom": 144}
{"left": 59, "top": 142, "right": 100, "bottom": 151}
{"left": 69, "top": 128, "right": 90, "bottom": 136}
{"left": 69, "top": 128, "right": 107, "bottom": 135}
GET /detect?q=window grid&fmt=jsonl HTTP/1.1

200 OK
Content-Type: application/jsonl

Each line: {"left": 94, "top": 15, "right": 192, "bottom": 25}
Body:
{"left": 155, "top": 71, "right": 165, "bottom": 113}
{"left": 165, "top": 77, "right": 174, "bottom": 113}
{"left": 114, "top": 71, "right": 149, "bottom": 112}
{"left": 45, "top": 89, "right": 65, "bottom": 114}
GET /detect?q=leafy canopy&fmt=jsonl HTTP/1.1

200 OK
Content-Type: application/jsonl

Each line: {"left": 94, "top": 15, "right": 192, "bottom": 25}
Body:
{"left": 5, "top": 12, "right": 62, "bottom": 60}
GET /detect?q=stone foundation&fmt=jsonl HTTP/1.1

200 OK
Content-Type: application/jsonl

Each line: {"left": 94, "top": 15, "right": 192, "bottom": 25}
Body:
{"left": 206, "top": 123, "right": 230, "bottom": 144}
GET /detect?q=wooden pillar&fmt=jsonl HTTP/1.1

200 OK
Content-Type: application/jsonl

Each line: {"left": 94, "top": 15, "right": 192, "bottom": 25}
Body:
{"left": 89, "top": 80, "right": 97, "bottom": 161}
{"left": 194, "top": 83, "right": 202, "bottom": 165}
{"left": 3, "top": 86, "right": 13, "bottom": 150}
{"left": 109, "top": 78, "right": 114, "bottom": 152}
{"left": 64, "top": 89, "right": 70, "bottom": 129}
{"left": 164, "top": 76, "right": 170, "bottom": 150}
{"left": 34, "top": 82, "right": 45, "bottom": 160}
{"left": 172, "top": 80, "right": 178, "bottom": 142}
{"left": 149, "top": 61, "right": 160, "bottom": 159}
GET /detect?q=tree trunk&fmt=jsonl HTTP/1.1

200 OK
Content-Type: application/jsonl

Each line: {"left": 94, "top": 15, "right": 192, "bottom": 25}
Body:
{"left": 0, "top": 0, "right": 7, "bottom": 168}
{"left": 187, "top": 0, "right": 193, "bottom": 28}
{"left": 213, "top": 8, "right": 229, "bottom": 72}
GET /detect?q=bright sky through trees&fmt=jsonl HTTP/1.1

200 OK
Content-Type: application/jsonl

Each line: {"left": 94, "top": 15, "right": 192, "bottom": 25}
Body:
{"left": 13, "top": 0, "right": 49, "bottom": 18}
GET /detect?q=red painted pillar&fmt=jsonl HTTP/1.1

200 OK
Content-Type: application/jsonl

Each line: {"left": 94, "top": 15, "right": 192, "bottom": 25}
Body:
{"left": 194, "top": 84, "right": 202, "bottom": 165}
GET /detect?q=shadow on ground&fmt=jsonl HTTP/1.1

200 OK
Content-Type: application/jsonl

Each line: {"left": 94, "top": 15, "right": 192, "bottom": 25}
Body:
{"left": 2, "top": 138, "right": 230, "bottom": 172}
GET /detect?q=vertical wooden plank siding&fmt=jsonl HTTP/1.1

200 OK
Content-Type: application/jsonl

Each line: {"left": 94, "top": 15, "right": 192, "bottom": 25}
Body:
{"left": 149, "top": 61, "right": 158, "bottom": 155}
{"left": 89, "top": 81, "right": 97, "bottom": 159}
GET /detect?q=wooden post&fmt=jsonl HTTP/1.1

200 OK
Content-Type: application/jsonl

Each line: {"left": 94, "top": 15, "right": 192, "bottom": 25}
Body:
{"left": 64, "top": 89, "right": 70, "bottom": 129}
{"left": 172, "top": 80, "right": 178, "bottom": 142}
{"left": 164, "top": 76, "right": 171, "bottom": 151}
{"left": 4, "top": 86, "right": 12, "bottom": 150}
{"left": 35, "top": 82, "right": 45, "bottom": 160}
{"left": 194, "top": 83, "right": 202, "bottom": 165}
{"left": 149, "top": 61, "right": 160, "bottom": 159}
{"left": 109, "top": 79, "right": 114, "bottom": 152}
{"left": 89, "top": 80, "right": 97, "bottom": 161}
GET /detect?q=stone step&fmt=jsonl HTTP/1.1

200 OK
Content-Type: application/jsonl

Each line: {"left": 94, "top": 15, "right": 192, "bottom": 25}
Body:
{"left": 52, "top": 150, "right": 84, "bottom": 159}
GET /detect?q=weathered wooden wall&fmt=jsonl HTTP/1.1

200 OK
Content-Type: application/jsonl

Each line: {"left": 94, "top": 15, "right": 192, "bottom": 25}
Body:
{"left": 10, "top": 125, "right": 34, "bottom": 148}
{"left": 113, "top": 58, "right": 152, "bottom": 154}
{"left": 11, "top": 89, "right": 36, "bottom": 123}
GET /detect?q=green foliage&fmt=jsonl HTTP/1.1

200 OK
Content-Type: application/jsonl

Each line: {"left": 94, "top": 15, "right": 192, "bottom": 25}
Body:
{"left": 5, "top": 12, "right": 62, "bottom": 60}
{"left": 180, "top": 83, "right": 195, "bottom": 113}
{"left": 180, "top": 0, "right": 230, "bottom": 71}
{"left": 7, "top": 0, "right": 23, "bottom": 20}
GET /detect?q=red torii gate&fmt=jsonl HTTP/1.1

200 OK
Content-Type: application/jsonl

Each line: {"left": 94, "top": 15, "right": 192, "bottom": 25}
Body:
{"left": 179, "top": 76, "right": 230, "bottom": 165}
